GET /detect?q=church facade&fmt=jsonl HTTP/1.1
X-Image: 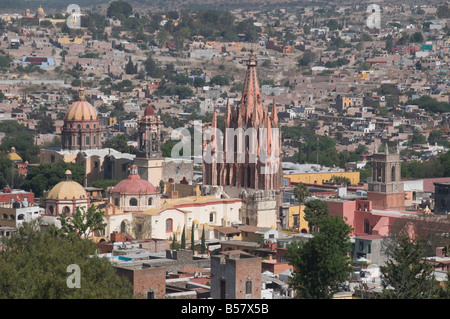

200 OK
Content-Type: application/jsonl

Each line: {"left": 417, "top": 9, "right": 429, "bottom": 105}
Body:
{"left": 202, "top": 51, "right": 283, "bottom": 228}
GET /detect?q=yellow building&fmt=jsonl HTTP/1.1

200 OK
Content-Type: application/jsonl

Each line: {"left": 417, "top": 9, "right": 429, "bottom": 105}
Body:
{"left": 284, "top": 171, "right": 360, "bottom": 186}
{"left": 57, "top": 37, "right": 83, "bottom": 44}
{"left": 288, "top": 204, "right": 309, "bottom": 233}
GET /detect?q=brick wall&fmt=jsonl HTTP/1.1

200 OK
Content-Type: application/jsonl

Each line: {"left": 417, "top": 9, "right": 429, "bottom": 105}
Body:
{"left": 116, "top": 266, "right": 166, "bottom": 299}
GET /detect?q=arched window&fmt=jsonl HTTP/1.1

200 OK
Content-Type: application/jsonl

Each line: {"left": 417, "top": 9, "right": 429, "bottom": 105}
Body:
{"left": 48, "top": 206, "right": 54, "bottom": 215}
{"left": 17, "top": 214, "right": 24, "bottom": 220}
{"left": 391, "top": 166, "right": 396, "bottom": 182}
{"left": 77, "top": 124, "right": 81, "bottom": 129}
{"left": 120, "top": 221, "right": 128, "bottom": 234}
{"left": 166, "top": 219, "right": 173, "bottom": 232}
{"left": 9, "top": 214, "right": 14, "bottom": 220}
{"left": 2, "top": 214, "right": 7, "bottom": 220}
{"left": 63, "top": 206, "right": 70, "bottom": 214}
{"left": 129, "top": 198, "right": 138, "bottom": 206}
{"left": 148, "top": 197, "right": 153, "bottom": 206}
{"left": 114, "top": 198, "right": 119, "bottom": 206}
{"left": 86, "top": 124, "right": 90, "bottom": 129}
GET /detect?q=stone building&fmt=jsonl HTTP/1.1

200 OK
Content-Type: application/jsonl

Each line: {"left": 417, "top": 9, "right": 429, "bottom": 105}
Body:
{"left": 44, "top": 170, "right": 89, "bottom": 217}
{"left": 134, "top": 103, "right": 164, "bottom": 187}
{"left": 109, "top": 164, "right": 160, "bottom": 214}
{"left": 367, "top": 147, "right": 405, "bottom": 211}
{"left": 434, "top": 182, "right": 450, "bottom": 214}
{"left": 202, "top": 51, "right": 283, "bottom": 229}
{"left": 210, "top": 251, "right": 261, "bottom": 299}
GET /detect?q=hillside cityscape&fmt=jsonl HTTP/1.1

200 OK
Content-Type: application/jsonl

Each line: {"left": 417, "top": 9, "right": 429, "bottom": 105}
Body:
{"left": 0, "top": 0, "right": 449, "bottom": 302}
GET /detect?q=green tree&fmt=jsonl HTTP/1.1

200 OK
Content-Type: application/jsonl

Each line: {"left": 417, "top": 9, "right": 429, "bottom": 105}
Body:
{"left": 58, "top": 204, "right": 106, "bottom": 239}
{"left": 36, "top": 114, "right": 55, "bottom": 134}
{"left": 380, "top": 234, "right": 442, "bottom": 299}
{"left": 125, "top": 56, "right": 135, "bottom": 75}
{"left": 0, "top": 120, "right": 40, "bottom": 163}
{"left": 143, "top": 54, "right": 163, "bottom": 78}
{"left": 0, "top": 219, "right": 133, "bottom": 298}
{"left": 0, "top": 157, "right": 14, "bottom": 188}
{"left": 409, "top": 129, "right": 427, "bottom": 145}
{"left": 298, "top": 50, "right": 315, "bottom": 67}
{"left": 201, "top": 225, "right": 206, "bottom": 254}
{"left": 191, "top": 222, "right": 195, "bottom": 252}
{"left": 102, "top": 134, "right": 137, "bottom": 154}
{"left": 286, "top": 215, "right": 353, "bottom": 299}
{"left": 385, "top": 35, "right": 394, "bottom": 53}
{"left": 171, "top": 234, "right": 177, "bottom": 250}
{"left": 106, "top": 1, "right": 132, "bottom": 21}
{"left": 294, "top": 183, "right": 309, "bottom": 204}
{"left": 181, "top": 226, "right": 186, "bottom": 249}
{"left": 304, "top": 199, "right": 329, "bottom": 233}
{"left": 159, "top": 180, "right": 165, "bottom": 194}
{"left": 21, "top": 162, "right": 85, "bottom": 197}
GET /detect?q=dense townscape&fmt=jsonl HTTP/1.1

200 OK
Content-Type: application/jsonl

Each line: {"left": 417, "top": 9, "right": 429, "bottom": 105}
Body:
{"left": 0, "top": 0, "right": 449, "bottom": 301}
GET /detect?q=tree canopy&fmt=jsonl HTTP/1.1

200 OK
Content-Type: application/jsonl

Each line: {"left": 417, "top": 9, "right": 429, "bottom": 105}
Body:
{"left": 0, "top": 219, "right": 133, "bottom": 298}
{"left": 107, "top": 1, "right": 133, "bottom": 21}
{"left": 287, "top": 215, "right": 353, "bottom": 299}
{"left": 380, "top": 234, "right": 444, "bottom": 299}
{"left": 303, "top": 199, "right": 329, "bottom": 233}
{"left": 21, "top": 162, "right": 85, "bottom": 197}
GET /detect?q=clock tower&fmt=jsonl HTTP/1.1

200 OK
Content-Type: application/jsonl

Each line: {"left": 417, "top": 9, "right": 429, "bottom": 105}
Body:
{"left": 367, "top": 146, "right": 404, "bottom": 210}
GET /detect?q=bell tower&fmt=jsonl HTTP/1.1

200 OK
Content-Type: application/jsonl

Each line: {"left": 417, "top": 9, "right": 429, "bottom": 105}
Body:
{"left": 134, "top": 102, "right": 164, "bottom": 187}
{"left": 367, "top": 146, "right": 404, "bottom": 210}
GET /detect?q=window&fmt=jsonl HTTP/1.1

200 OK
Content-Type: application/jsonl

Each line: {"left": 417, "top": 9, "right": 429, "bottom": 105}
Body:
{"left": 148, "top": 197, "right": 152, "bottom": 206}
{"left": 63, "top": 206, "right": 70, "bottom": 214}
{"left": 2, "top": 214, "right": 7, "bottom": 220}
{"left": 129, "top": 198, "right": 138, "bottom": 206}
{"left": 17, "top": 214, "right": 24, "bottom": 220}
{"left": 210, "top": 212, "right": 214, "bottom": 223}
{"left": 9, "top": 214, "right": 14, "bottom": 220}
{"left": 166, "top": 219, "right": 173, "bottom": 232}
{"left": 86, "top": 136, "right": 90, "bottom": 145}
{"left": 245, "top": 279, "right": 252, "bottom": 295}
{"left": 114, "top": 198, "right": 119, "bottom": 206}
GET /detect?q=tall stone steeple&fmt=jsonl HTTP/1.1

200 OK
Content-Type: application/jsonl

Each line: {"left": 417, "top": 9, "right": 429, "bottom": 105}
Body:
{"left": 203, "top": 50, "right": 282, "bottom": 192}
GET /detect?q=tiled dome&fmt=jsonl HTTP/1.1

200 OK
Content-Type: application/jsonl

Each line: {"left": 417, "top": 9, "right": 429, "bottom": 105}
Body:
{"left": 111, "top": 165, "right": 158, "bottom": 194}
{"left": 144, "top": 100, "right": 155, "bottom": 116}
{"left": 64, "top": 88, "right": 98, "bottom": 121}
{"left": 47, "top": 170, "right": 87, "bottom": 200}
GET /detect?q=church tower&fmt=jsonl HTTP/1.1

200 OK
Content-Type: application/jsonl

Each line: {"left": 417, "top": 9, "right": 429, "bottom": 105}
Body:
{"left": 61, "top": 87, "right": 102, "bottom": 151}
{"left": 367, "top": 146, "right": 405, "bottom": 210}
{"left": 202, "top": 51, "right": 283, "bottom": 228}
{"left": 134, "top": 101, "right": 164, "bottom": 187}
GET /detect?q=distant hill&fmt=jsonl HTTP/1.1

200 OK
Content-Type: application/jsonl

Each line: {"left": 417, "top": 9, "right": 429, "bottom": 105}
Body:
{"left": 0, "top": 0, "right": 444, "bottom": 14}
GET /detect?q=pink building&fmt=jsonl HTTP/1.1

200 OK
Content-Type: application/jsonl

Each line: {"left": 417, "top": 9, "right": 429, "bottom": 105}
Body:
{"left": 326, "top": 199, "right": 420, "bottom": 237}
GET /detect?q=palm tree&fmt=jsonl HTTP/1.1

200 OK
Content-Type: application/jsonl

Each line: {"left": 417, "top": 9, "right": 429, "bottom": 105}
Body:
{"left": 293, "top": 183, "right": 310, "bottom": 231}
{"left": 294, "top": 183, "right": 309, "bottom": 204}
